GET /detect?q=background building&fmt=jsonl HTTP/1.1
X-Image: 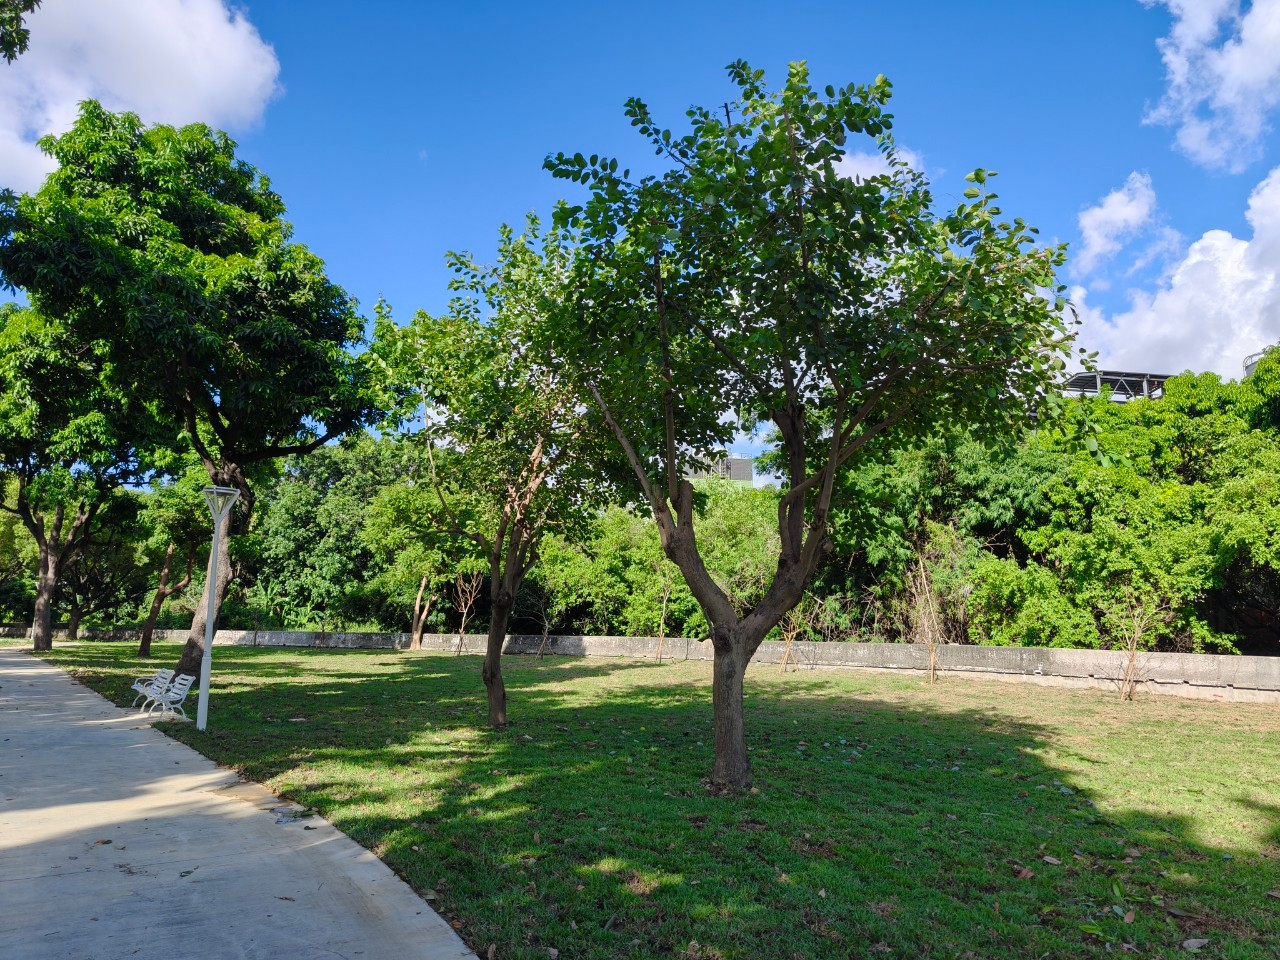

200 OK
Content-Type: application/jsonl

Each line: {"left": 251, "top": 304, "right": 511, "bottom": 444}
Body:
{"left": 686, "top": 457, "right": 753, "bottom": 484}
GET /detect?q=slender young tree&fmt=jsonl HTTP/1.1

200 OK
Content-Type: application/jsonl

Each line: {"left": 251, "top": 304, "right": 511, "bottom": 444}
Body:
{"left": 0, "top": 102, "right": 380, "bottom": 674}
{"left": 546, "top": 61, "right": 1080, "bottom": 790}
{"left": 136, "top": 463, "right": 209, "bottom": 656}
{"left": 378, "top": 215, "right": 617, "bottom": 725}
{"left": 363, "top": 477, "right": 468, "bottom": 651}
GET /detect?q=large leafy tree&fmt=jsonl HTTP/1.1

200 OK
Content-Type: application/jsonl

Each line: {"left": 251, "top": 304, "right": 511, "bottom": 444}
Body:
{"left": 0, "top": 102, "right": 380, "bottom": 674}
{"left": 546, "top": 61, "right": 1079, "bottom": 790}
{"left": 378, "top": 216, "right": 617, "bottom": 725}
{"left": 0, "top": 304, "right": 159, "bottom": 649}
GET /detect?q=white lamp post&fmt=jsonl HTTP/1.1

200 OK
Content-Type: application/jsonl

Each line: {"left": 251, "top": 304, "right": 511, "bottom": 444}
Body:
{"left": 196, "top": 485, "right": 240, "bottom": 731}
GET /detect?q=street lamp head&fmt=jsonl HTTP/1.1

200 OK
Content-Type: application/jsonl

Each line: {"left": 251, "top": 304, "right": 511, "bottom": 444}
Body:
{"left": 203, "top": 485, "right": 241, "bottom": 522}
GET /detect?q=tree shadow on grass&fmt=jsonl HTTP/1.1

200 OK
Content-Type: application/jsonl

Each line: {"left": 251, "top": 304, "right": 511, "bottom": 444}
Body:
{"left": 37, "top": 645, "right": 1280, "bottom": 959}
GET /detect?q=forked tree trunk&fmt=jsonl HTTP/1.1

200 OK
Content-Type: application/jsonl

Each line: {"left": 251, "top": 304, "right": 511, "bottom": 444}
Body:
{"left": 483, "top": 598, "right": 513, "bottom": 727}
{"left": 30, "top": 543, "right": 61, "bottom": 652}
{"left": 175, "top": 531, "right": 232, "bottom": 676}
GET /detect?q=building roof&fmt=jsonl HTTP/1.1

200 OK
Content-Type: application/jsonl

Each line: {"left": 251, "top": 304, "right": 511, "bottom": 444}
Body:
{"left": 1062, "top": 370, "right": 1174, "bottom": 401}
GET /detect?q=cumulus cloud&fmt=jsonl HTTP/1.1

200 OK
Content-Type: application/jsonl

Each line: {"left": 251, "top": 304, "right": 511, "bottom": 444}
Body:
{"left": 1075, "top": 164, "right": 1280, "bottom": 378}
{"left": 0, "top": 0, "right": 280, "bottom": 193}
{"left": 835, "top": 146, "right": 925, "bottom": 181}
{"left": 1074, "top": 172, "right": 1160, "bottom": 276}
{"left": 1144, "top": 0, "right": 1280, "bottom": 171}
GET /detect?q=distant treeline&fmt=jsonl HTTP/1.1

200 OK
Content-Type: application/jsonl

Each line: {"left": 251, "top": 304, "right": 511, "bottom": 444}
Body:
{"left": 4, "top": 362, "right": 1277, "bottom": 654}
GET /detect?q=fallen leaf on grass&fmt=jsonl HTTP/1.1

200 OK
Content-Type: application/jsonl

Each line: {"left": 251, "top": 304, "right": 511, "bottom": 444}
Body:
{"left": 1042, "top": 856, "right": 1062, "bottom": 865}
{"left": 1015, "top": 867, "right": 1035, "bottom": 880}
{"left": 1267, "top": 890, "right": 1280, "bottom": 901}
{"left": 486, "top": 946, "right": 496, "bottom": 960}
{"left": 1123, "top": 909, "right": 1135, "bottom": 924}
{"left": 1167, "top": 907, "right": 1203, "bottom": 920}
{"left": 1182, "top": 939, "right": 1209, "bottom": 951}
{"left": 547, "top": 950, "right": 559, "bottom": 959}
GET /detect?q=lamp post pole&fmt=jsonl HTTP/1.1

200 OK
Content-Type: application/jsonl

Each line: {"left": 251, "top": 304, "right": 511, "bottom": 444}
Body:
{"left": 197, "top": 486, "right": 240, "bottom": 731}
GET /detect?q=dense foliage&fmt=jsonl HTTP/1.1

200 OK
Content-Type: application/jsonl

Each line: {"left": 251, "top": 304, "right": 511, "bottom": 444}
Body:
{"left": 5, "top": 355, "right": 1276, "bottom": 658}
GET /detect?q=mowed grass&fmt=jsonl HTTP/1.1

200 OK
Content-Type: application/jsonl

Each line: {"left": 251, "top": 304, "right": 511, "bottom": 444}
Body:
{"left": 39, "top": 643, "right": 1280, "bottom": 960}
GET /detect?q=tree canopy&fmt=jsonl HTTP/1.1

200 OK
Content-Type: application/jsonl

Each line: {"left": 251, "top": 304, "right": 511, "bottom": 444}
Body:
{"left": 545, "top": 60, "right": 1082, "bottom": 789}
{"left": 0, "top": 303, "right": 163, "bottom": 648}
{"left": 0, "top": 101, "right": 381, "bottom": 672}
{"left": 0, "top": 0, "right": 39, "bottom": 63}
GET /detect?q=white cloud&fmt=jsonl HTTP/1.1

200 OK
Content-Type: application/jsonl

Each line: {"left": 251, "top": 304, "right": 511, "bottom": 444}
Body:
{"left": 1144, "top": 0, "right": 1280, "bottom": 171}
{"left": 0, "top": 0, "right": 280, "bottom": 193}
{"left": 1074, "top": 172, "right": 1160, "bottom": 276}
{"left": 835, "top": 146, "right": 924, "bottom": 181}
{"left": 1075, "top": 163, "right": 1280, "bottom": 377}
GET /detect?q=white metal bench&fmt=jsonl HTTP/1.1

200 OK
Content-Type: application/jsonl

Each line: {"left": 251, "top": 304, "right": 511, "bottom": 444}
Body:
{"left": 143, "top": 673, "right": 196, "bottom": 720}
{"left": 131, "top": 668, "right": 174, "bottom": 707}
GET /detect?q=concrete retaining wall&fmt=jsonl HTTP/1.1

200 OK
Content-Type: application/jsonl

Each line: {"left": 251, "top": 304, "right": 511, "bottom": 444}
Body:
{"left": 5, "top": 625, "right": 1277, "bottom": 704}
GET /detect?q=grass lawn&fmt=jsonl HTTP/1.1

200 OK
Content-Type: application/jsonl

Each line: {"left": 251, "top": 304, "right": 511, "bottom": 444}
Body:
{"left": 38, "top": 642, "right": 1280, "bottom": 960}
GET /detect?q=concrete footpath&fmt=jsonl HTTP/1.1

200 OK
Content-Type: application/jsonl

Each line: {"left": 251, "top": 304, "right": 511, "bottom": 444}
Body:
{"left": 0, "top": 649, "right": 475, "bottom": 960}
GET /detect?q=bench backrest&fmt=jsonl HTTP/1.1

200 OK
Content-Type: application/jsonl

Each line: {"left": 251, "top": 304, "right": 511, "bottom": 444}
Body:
{"left": 165, "top": 674, "right": 196, "bottom": 699}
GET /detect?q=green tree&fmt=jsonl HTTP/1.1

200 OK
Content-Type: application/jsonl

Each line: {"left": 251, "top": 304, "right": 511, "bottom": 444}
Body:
{"left": 363, "top": 479, "right": 464, "bottom": 648}
{"left": 136, "top": 461, "right": 210, "bottom": 656}
{"left": 377, "top": 215, "right": 617, "bottom": 725}
{"left": 0, "top": 304, "right": 160, "bottom": 649}
{"left": 56, "top": 491, "right": 151, "bottom": 638}
{"left": 0, "top": 477, "right": 37, "bottom": 620}
{"left": 0, "top": 102, "right": 380, "bottom": 673}
{"left": 546, "top": 62, "right": 1078, "bottom": 789}
{"left": 253, "top": 435, "right": 411, "bottom": 632}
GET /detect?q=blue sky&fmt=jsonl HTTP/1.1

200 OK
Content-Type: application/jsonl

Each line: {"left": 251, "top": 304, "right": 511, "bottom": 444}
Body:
{"left": 4, "top": 1, "right": 1280, "bottom": 385}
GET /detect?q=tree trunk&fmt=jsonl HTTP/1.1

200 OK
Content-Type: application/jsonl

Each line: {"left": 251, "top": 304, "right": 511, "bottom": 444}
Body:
{"left": 31, "top": 542, "right": 60, "bottom": 652}
{"left": 175, "top": 530, "right": 232, "bottom": 676}
{"left": 409, "top": 575, "right": 428, "bottom": 651}
{"left": 67, "top": 607, "right": 82, "bottom": 641}
{"left": 709, "top": 634, "right": 751, "bottom": 791}
{"left": 483, "top": 598, "right": 512, "bottom": 728}
{"left": 139, "top": 545, "right": 175, "bottom": 658}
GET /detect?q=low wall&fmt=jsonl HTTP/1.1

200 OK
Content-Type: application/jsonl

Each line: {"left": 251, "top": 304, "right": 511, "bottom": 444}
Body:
{"left": 5, "top": 625, "right": 1277, "bottom": 704}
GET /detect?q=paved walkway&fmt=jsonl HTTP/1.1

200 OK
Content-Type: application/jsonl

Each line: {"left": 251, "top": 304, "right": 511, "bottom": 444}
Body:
{"left": 0, "top": 649, "right": 475, "bottom": 960}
